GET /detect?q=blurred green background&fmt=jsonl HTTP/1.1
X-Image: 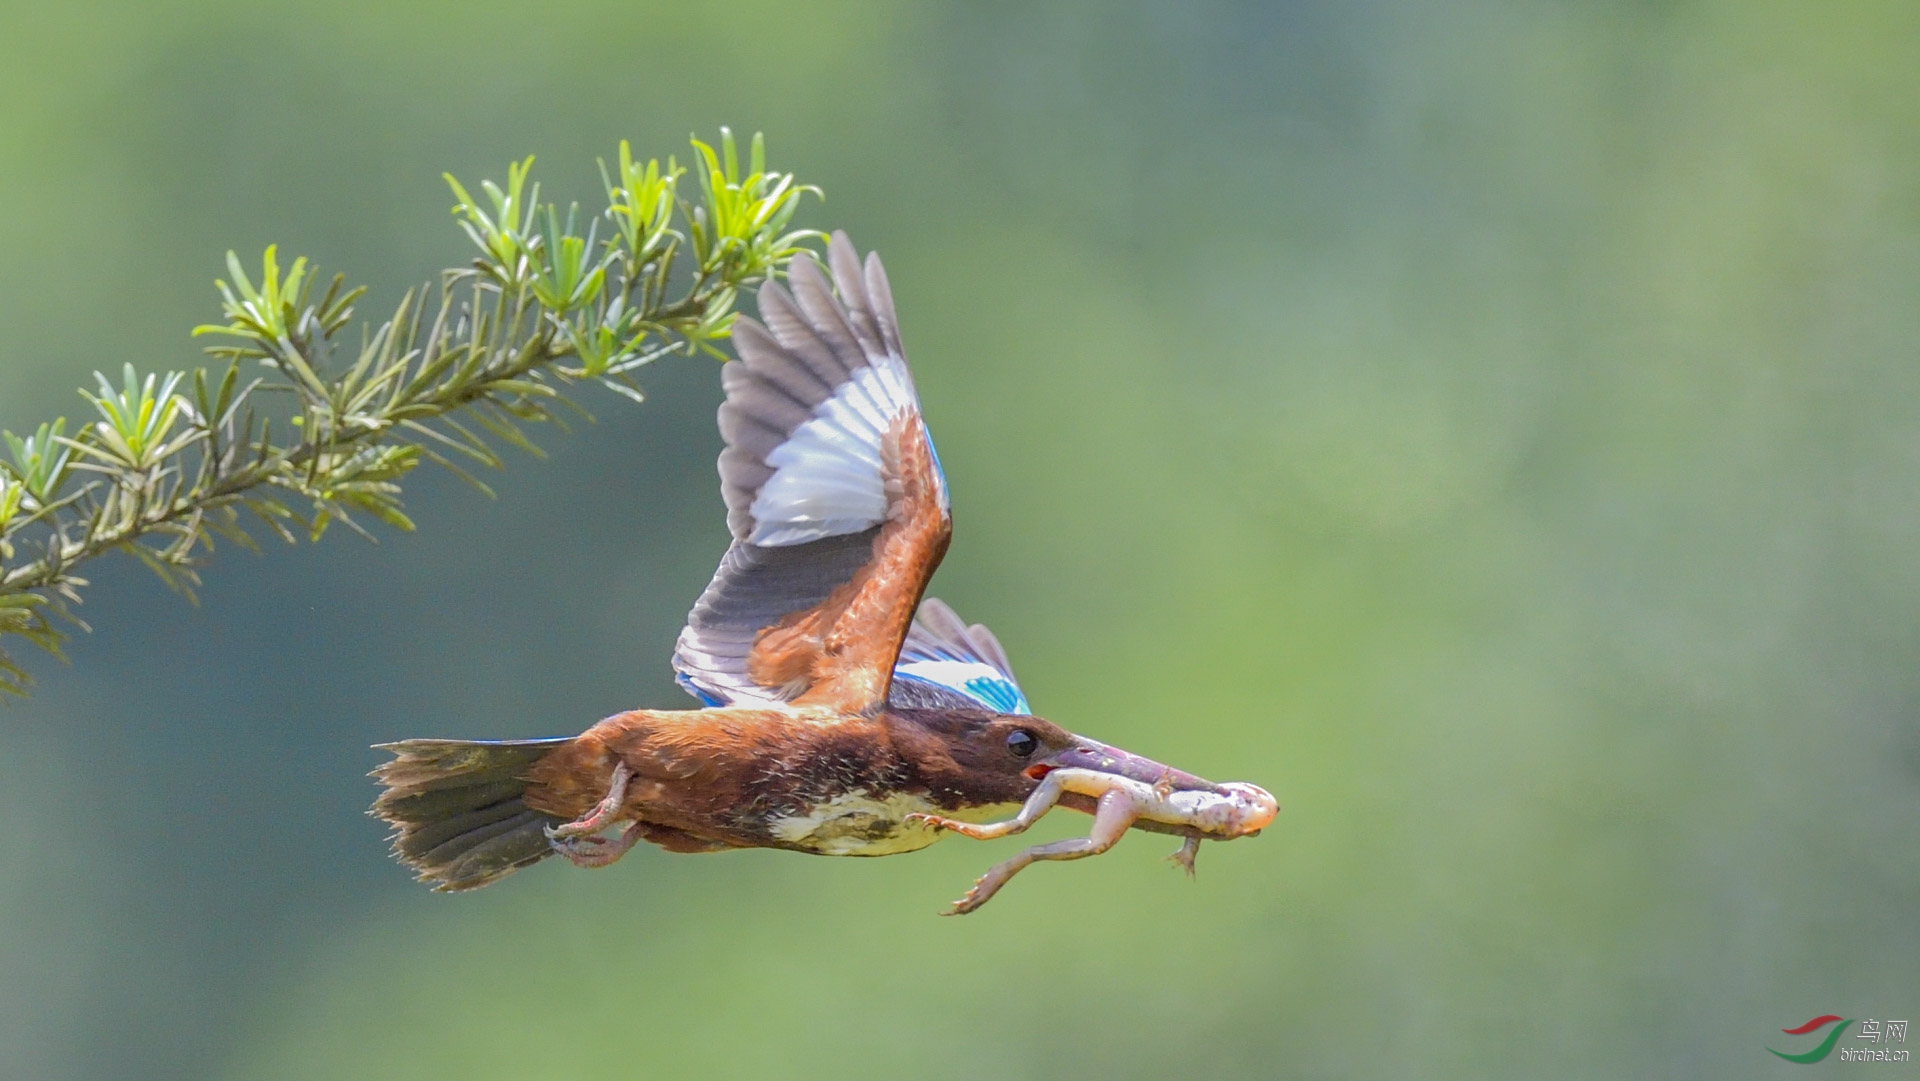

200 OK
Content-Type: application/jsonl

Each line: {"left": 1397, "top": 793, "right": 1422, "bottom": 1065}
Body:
{"left": 3, "top": 1, "right": 1917, "bottom": 1078}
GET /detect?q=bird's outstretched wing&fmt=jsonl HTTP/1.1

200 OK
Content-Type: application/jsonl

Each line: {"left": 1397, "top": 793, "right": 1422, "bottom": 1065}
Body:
{"left": 886, "top": 597, "right": 1031, "bottom": 715}
{"left": 673, "top": 232, "right": 951, "bottom": 714}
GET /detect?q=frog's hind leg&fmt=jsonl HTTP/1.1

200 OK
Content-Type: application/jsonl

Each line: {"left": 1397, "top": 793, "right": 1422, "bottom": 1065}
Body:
{"left": 942, "top": 786, "right": 1138, "bottom": 916}
{"left": 909, "top": 770, "right": 1067, "bottom": 841}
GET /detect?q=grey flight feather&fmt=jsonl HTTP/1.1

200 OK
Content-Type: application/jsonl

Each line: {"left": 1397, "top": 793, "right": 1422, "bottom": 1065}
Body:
{"left": 828, "top": 235, "right": 885, "bottom": 351}
{"left": 787, "top": 256, "right": 864, "bottom": 374}
{"left": 711, "top": 230, "right": 910, "bottom": 544}
{"left": 864, "top": 250, "right": 905, "bottom": 357}
{"left": 901, "top": 597, "right": 1021, "bottom": 682}
{"left": 675, "top": 230, "right": 926, "bottom": 706}
{"left": 686, "top": 529, "right": 881, "bottom": 630}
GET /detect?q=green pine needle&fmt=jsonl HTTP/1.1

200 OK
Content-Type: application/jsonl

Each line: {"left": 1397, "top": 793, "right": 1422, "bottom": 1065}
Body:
{"left": 0, "top": 129, "right": 822, "bottom": 696}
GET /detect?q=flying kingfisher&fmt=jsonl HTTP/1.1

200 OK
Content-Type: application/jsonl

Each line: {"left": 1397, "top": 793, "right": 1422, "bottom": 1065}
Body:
{"left": 371, "top": 233, "right": 1276, "bottom": 913}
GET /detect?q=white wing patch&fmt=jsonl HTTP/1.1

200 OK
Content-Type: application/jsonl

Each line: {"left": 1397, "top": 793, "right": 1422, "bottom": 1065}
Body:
{"left": 749, "top": 357, "right": 921, "bottom": 547}
{"left": 892, "top": 659, "right": 1031, "bottom": 715}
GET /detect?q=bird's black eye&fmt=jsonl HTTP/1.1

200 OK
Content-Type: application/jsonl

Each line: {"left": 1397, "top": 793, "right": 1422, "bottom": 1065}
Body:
{"left": 1005, "top": 729, "right": 1039, "bottom": 758}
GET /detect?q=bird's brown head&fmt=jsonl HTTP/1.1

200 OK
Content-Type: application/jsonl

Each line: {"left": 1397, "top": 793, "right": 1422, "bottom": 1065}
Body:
{"left": 884, "top": 708, "right": 1225, "bottom": 812}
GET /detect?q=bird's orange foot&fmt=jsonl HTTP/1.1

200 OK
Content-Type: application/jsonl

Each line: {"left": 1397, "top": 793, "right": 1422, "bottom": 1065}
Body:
{"left": 907, "top": 812, "right": 999, "bottom": 838}
{"left": 1167, "top": 835, "right": 1201, "bottom": 878}
{"left": 549, "top": 821, "right": 646, "bottom": 869}
{"left": 546, "top": 761, "right": 633, "bottom": 840}
{"left": 906, "top": 817, "right": 1013, "bottom": 840}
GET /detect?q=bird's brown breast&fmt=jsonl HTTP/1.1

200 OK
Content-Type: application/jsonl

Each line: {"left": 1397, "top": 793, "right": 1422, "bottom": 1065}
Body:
{"left": 520, "top": 705, "right": 1039, "bottom": 855}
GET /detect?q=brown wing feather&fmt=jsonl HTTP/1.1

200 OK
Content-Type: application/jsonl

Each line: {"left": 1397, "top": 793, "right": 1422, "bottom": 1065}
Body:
{"left": 747, "top": 412, "right": 950, "bottom": 712}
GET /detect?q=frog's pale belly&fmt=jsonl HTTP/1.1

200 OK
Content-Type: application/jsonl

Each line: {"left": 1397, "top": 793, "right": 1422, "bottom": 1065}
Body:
{"left": 766, "top": 789, "right": 1020, "bottom": 856}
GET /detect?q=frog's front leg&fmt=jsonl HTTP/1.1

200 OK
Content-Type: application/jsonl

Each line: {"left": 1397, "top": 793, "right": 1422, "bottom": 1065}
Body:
{"left": 908, "top": 770, "right": 1067, "bottom": 841}
{"left": 942, "top": 785, "right": 1140, "bottom": 916}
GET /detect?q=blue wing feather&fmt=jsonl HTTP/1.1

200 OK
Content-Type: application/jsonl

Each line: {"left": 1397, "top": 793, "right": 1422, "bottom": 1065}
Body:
{"left": 676, "top": 672, "right": 728, "bottom": 708}
{"left": 885, "top": 598, "right": 1031, "bottom": 714}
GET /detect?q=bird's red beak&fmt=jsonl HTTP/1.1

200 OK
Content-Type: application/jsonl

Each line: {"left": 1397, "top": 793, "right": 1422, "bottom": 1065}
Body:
{"left": 1030, "top": 735, "right": 1226, "bottom": 794}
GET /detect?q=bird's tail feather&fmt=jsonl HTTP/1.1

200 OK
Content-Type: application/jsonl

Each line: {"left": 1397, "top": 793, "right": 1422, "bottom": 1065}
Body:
{"left": 370, "top": 737, "right": 572, "bottom": 892}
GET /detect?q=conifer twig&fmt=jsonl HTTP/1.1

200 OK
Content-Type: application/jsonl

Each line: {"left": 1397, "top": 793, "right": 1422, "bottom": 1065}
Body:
{"left": 0, "top": 128, "right": 820, "bottom": 694}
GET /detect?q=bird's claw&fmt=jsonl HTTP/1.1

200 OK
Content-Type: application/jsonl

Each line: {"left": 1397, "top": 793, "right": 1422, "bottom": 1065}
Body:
{"left": 547, "top": 821, "right": 645, "bottom": 868}
{"left": 544, "top": 763, "right": 642, "bottom": 869}
{"left": 547, "top": 831, "right": 617, "bottom": 868}
{"left": 546, "top": 761, "right": 633, "bottom": 840}
{"left": 905, "top": 812, "right": 953, "bottom": 833}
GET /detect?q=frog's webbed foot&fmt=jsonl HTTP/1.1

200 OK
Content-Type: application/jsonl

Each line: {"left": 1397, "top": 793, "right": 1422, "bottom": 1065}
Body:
{"left": 1167, "top": 835, "right": 1201, "bottom": 878}
{"left": 1152, "top": 769, "right": 1176, "bottom": 802}
{"left": 941, "top": 786, "right": 1139, "bottom": 915}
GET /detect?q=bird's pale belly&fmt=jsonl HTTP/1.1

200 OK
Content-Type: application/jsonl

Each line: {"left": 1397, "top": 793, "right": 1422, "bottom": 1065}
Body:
{"left": 766, "top": 789, "right": 1021, "bottom": 856}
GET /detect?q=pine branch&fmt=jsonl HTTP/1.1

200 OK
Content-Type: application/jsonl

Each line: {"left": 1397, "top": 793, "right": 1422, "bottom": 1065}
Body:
{"left": 0, "top": 128, "right": 821, "bottom": 695}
